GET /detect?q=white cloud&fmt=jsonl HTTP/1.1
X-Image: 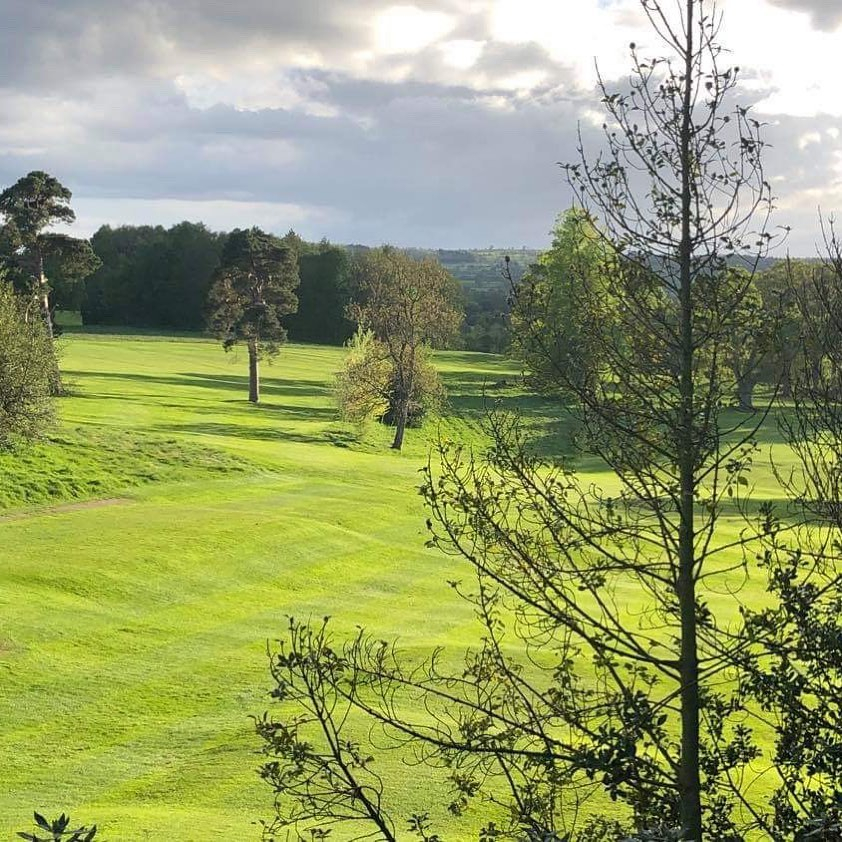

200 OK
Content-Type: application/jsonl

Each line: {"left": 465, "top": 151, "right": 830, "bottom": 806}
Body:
{"left": 68, "top": 197, "right": 336, "bottom": 238}
{"left": 374, "top": 5, "right": 455, "bottom": 54}
{"left": 439, "top": 39, "right": 485, "bottom": 70}
{"left": 719, "top": 0, "right": 842, "bottom": 117}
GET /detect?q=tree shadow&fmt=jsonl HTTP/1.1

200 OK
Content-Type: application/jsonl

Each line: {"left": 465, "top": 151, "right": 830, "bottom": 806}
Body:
{"left": 62, "top": 369, "right": 331, "bottom": 399}
{"left": 153, "top": 421, "right": 356, "bottom": 449}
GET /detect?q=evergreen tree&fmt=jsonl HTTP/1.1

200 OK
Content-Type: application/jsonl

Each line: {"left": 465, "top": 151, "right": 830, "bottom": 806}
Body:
{"left": 207, "top": 227, "right": 299, "bottom": 403}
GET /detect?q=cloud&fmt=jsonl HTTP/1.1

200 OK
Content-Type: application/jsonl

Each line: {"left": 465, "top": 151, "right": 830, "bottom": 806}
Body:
{"left": 0, "top": 0, "right": 840, "bottom": 255}
{"left": 765, "top": 0, "right": 842, "bottom": 29}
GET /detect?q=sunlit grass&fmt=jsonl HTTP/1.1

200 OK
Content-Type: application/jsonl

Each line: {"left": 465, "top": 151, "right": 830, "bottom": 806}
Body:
{"left": 0, "top": 331, "right": 797, "bottom": 838}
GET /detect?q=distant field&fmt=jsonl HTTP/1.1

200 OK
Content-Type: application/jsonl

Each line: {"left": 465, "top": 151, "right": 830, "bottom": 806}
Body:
{"left": 0, "top": 332, "right": 793, "bottom": 839}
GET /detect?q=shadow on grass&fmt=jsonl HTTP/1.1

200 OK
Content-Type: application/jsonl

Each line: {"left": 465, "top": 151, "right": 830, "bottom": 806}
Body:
{"left": 63, "top": 369, "right": 331, "bottom": 399}
{"left": 153, "top": 421, "right": 357, "bottom": 449}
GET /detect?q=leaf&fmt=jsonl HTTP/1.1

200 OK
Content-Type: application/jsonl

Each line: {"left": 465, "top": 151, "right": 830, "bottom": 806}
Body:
{"left": 33, "top": 814, "right": 52, "bottom": 832}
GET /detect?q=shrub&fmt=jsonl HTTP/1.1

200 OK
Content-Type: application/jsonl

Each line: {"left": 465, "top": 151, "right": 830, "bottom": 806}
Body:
{"left": 0, "top": 284, "right": 54, "bottom": 445}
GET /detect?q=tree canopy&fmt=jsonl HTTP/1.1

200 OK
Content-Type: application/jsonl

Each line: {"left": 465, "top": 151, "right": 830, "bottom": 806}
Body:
{"left": 0, "top": 171, "right": 99, "bottom": 341}
{"left": 347, "top": 247, "right": 462, "bottom": 449}
{"left": 206, "top": 227, "right": 300, "bottom": 403}
{"left": 0, "top": 281, "right": 54, "bottom": 445}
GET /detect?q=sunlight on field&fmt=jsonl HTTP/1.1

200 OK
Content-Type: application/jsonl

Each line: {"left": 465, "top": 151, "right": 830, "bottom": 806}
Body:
{"left": 0, "top": 333, "right": 526, "bottom": 839}
{"left": 0, "top": 333, "right": 796, "bottom": 839}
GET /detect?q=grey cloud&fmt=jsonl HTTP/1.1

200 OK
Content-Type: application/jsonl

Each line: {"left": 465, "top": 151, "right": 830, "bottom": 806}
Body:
{"left": 0, "top": 0, "right": 839, "bottom": 254}
{"left": 0, "top": 0, "right": 466, "bottom": 93}
{"left": 767, "top": 0, "right": 842, "bottom": 29}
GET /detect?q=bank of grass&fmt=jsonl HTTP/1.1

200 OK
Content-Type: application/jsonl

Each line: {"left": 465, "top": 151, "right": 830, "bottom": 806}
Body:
{"left": 0, "top": 331, "right": 793, "bottom": 839}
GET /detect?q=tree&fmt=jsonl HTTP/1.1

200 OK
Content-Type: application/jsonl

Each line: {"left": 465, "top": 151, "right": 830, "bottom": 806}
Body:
{"left": 721, "top": 268, "right": 779, "bottom": 411}
{"left": 284, "top": 239, "right": 354, "bottom": 345}
{"left": 258, "top": 2, "right": 782, "bottom": 840}
{"left": 348, "top": 247, "right": 462, "bottom": 450}
{"left": 335, "top": 327, "right": 446, "bottom": 431}
{"left": 737, "top": 224, "right": 842, "bottom": 839}
{"left": 206, "top": 227, "right": 299, "bottom": 403}
{"left": 81, "top": 223, "right": 224, "bottom": 329}
{"left": 510, "top": 209, "right": 620, "bottom": 395}
{"left": 0, "top": 172, "right": 99, "bottom": 341}
{"left": 753, "top": 259, "right": 816, "bottom": 399}
{"left": 0, "top": 281, "right": 54, "bottom": 444}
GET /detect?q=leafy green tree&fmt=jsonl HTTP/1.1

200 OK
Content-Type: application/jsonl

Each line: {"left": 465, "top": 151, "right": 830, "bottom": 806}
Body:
{"left": 0, "top": 172, "right": 98, "bottom": 340}
{"left": 0, "top": 282, "right": 54, "bottom": 444}
{"left": 285, "top": 239, "right": 354, "bottom": 345}
{"left": 717, "top": 268, "right": 779, "bottom": 410}
{"left": 736, "top": 227, "right": 842, "bottom": 838}
{"left": 335, "top": 327, "right": 445, "bottom": 431}
{"left": 511, "top": 209, "right": 619, "bottom": 394}
{"left": 753, "top": 259, "right": 815, "bottom": 397}
{"left": 81, "top": 223, "right": 223, "bottom": 329}
{"left": 348, "top": 247, "right": 461, "bottom": 449}
{"left": 207, "top": 227, "right": 299, "bottom": 403}
{"left": 334, "top": 328, "right": 392, "bottom": 426}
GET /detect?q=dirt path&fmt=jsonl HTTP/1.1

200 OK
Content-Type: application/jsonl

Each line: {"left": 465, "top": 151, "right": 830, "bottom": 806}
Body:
{"left": 0, "top": 497, "right": 131, "bottom": 522}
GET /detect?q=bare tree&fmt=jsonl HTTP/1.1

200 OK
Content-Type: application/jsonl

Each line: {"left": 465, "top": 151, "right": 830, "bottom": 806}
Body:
{"left": 258, "top": 2, "right": 783, "bottom": 839}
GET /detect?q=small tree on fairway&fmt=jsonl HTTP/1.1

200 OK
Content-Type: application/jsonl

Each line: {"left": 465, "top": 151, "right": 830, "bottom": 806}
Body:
{"left": 348, "top": 247, "right": 461, "bottom": 450}
{"left": 0, "top": 282, "right": 54, "bottom": 445}
{"left": 335, "top": 327, "right": 446, "bottom": 431}
{"left": 207, "top": 227, "right": 299, "bottom": 403}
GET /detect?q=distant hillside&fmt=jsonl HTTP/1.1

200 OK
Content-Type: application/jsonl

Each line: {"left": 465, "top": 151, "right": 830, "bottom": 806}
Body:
{"left": 344, "top": 245, "right": 783, "bottom": 290}
{"left": 345, "top": 245, "right": 540, "bottom": 291}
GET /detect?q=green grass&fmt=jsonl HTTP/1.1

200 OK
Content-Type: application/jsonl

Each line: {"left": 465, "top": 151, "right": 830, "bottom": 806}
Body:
{"left": 0, "top": 332, "right": 797, "bottom": 839}
{"left": 0, "top": 333, "right": 535, "bottom": 839}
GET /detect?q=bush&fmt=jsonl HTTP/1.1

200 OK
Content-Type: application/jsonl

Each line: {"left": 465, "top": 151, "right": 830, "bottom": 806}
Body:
{"left": 0, "top": 284, "right": 54, "bottom": 445}
{"left": 335, "top": 328, "right": 445, "bottom": 429}
{"left": 335, "top": 328, "right": 392, "bottom": 426}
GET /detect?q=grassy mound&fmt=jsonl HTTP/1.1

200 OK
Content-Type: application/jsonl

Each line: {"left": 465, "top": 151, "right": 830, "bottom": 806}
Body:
{"left": 0, "top": 427, "right": 247, "bottom": 509}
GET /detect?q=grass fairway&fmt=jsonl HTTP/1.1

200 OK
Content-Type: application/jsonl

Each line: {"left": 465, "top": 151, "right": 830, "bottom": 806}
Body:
{"left": 0, "top": 332, "right": 530, "bottom": 839}
{"left": 0, "top": 332, "right": 792, "bottom": 839}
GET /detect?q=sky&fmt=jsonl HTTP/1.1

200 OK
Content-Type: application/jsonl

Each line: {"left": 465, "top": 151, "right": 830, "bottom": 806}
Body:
{"left": 1, "top": 0, "right": 840, "bottom": 253}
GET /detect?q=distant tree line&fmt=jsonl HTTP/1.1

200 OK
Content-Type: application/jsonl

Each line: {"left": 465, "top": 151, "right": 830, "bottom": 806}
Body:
{"left": 62, "top": 225, "right": 500, "bottom": 350}
{"left": 77, "top": 224, "right": 354, "bottom": 345}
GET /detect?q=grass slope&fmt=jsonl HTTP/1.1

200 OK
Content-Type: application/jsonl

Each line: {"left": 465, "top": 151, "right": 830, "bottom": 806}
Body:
{"left": 0, "top": 333, "right": 527, "bottom": 840}
{"left": 0, "top": 333, "right": 794, "bottom": 839}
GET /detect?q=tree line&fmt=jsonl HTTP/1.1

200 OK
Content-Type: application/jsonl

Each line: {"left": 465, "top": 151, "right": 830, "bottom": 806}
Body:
{"left": 54, "top": 223, "right": 497, "bottom": 351}
{"left": 77, "top": 224, "right": 354, "bottom": 345}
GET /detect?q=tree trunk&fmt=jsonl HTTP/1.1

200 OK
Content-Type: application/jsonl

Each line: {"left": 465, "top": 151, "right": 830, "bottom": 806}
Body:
{"left": 677, "top": 2, "right": 703, "bottom": 838}
{"left": 248, "top": 339, "right": 260, "bottom": 403}
{"left": 391, "top": 400, "right": 408, "bottom": 450}
{"left": 736, "top": 376, "right": 755, "bottom": 411}
{"left": 38, "top": 255, "right": 63, "bottom": 396}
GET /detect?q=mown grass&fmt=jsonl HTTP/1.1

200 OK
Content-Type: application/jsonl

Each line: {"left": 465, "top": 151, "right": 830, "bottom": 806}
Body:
{"left": 0, "top": 333, "right": 534, "bottom": 839}
{"left": 0, "top": 332, "right": 796, "bottom": 839}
